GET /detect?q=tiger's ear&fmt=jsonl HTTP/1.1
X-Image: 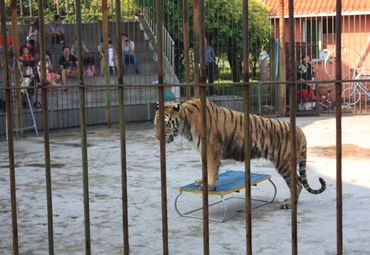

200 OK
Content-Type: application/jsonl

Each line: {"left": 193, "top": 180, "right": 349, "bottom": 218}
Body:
{"left": 173, "top": 103, "right": 181, "bottom": 112}
{"left": 155, "top": 103, "right": 159, "bottom": 109}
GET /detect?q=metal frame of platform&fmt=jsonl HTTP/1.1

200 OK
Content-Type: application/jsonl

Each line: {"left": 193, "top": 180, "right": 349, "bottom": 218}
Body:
{"left": 174, "top": 171, "right": 277, "bottom": 223}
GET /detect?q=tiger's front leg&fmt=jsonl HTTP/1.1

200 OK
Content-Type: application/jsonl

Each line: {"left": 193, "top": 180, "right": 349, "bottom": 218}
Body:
{"left": 194, "top": 152, "right": 221, "bottom": 191}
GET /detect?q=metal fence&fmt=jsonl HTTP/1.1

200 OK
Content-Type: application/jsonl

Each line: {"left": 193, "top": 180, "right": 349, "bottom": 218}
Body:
{"left": 0, "top": 0, "right": 367, "bottom": 254}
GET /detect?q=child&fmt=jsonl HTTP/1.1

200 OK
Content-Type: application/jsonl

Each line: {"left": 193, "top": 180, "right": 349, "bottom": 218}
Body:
{"left": 38, "top": 52, "right": 61, "bottom": 90}
{"left": 19, "top": 47, "right": 35, "bottom": 67}
{"left": 108, "top": 40, "right": 117, "bottom": 76}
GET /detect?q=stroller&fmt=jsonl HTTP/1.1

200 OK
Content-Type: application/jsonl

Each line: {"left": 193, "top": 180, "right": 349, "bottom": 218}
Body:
{"left": 17, "top": 58, "right": 42, "bottom": 108}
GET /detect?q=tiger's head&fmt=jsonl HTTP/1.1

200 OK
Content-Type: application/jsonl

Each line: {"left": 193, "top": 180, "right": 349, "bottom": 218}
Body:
{"left": 154, "top": 103, "right": 181, "bottom": 143}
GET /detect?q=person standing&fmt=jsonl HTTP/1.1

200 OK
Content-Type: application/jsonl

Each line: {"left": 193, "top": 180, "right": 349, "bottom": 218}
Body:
{"left": 27, "top": 19, "right": 39, "bottom": 44}
{"left": 122, "top": 33, "right": 140, "bottom": 74}
{"left": 205, "top": 38, "right": 216, "bottom": 95}
{"left": 46, "top": 14, "right": 65, "bottom": 46}
{"left": 297, "top": 54, "right": 316, "bottom": 102}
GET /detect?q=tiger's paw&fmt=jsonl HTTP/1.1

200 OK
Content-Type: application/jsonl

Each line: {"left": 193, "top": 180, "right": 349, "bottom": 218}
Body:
{"left": 280, "top": 198, "right": 291, "bottom": 209}
{"left": 194, "top": 179, "right": 203, "bottom": 186}
{"left": 193, "top": 179, "right": 216, "bottom": 191}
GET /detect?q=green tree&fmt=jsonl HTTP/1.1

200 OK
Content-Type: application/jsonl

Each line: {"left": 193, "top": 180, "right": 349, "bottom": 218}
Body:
{"left": 158, "top": 0, "right": 272, "bottom": 81}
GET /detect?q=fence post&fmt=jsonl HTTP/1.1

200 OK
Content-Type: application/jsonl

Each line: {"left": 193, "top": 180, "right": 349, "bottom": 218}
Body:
{"left": 183, "top": 0, "right": 191, "bottom": 99}
{"left": 279, "top": 0, "right": 287, "bottom": 116}
{"left": 193, "top": 0, "right": 209, "bottom": 254}
{"left": 11, "top": 0, "right": 23, "bottom": 137}
{"left": 288, "top": 0, "right": 298, "bottom": 254}
{"left": 115, "top": 0, "right": 130, "bottom": 253}
{"left": 102, "top": 0, "right": 112, "bottom": 128}
{"left": 156, "top": 0, "right": 169, "bottom": 254}
{"left": 1, "top": 0, "right": 19, "bottom": 253}
{"left": 335, "top": 0, "right": 343, "bottom": 254}
{"left": 242, "top": 0, "right": 252, "bottom": 254}
{"left": 37, "top": 0, "right": 55, "bottom": 253}
{"left": 75, "top": 1, "right": 91, "bottom": 254}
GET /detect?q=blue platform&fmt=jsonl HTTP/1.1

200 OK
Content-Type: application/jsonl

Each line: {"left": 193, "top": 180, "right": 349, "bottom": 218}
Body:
{"left": 179, "top": 170, "right": 271, "bottom": 196}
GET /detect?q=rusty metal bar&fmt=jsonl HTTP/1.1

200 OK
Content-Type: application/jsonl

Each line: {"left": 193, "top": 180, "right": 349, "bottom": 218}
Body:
{"left": 335, "top": 0, "right": 343, "bottom": 254}
{"left": 11, "top": 0, "right": 22, "bottom": 136}
{"left": 75, "top": 1, "right": 91, "bottom": 254}
{"left": 183, "top": 0, "right": 191, "bottom": 99}
{"left": 115, "top": 0, "right": 130, "bottom": 253}
{"left": 192, "top": 0, "right": 201, "bottom": 98}
{"left": 193, "top": 0, "right": 209, "bottom": 254}
{"left": 242, "top": 0, "right": 252, "bottom": 254}
{"left": 156, "top": 0, "right": 169, "bottom": 253}
{"left": 102, "top": 0, "right": 112, "bottom": 128}
{"left": 278, "top": 0, "right": 286, "bottom": 116}
{"left": 288, "top": 0, "right": 298, "bottom": 254}
{"left": 37, "top": 0, "right": 55, "bottom": 253}
{"left": 1, "top": 0, "right": 19, "bottom": 253}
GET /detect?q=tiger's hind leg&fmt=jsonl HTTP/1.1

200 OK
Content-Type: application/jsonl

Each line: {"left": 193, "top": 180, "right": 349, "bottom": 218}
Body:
{"left": 278, "top": 165, "right": 303, "bottom": 209}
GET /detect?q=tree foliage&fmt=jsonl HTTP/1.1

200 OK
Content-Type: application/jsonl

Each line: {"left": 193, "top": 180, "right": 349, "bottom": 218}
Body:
{"left": 4, "top": 0, "right": 137, "bottom": 24}
{"left": 160, "top": 0, "right": 272, "bottom": 81}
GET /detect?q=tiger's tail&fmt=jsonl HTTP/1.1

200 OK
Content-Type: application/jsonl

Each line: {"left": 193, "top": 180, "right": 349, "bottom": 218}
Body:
{"left": 298, "top": 148, "right": 326, "bottom": 194}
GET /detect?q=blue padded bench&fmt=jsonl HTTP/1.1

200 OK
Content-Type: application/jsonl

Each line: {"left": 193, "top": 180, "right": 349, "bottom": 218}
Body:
{"left": 174, "top": 170, "right": 277, "bottom": 222}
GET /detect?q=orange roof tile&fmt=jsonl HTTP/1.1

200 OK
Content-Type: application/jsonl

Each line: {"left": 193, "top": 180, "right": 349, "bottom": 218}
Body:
{"left": 261, "top": 0, "right": 370, "bottom": 16}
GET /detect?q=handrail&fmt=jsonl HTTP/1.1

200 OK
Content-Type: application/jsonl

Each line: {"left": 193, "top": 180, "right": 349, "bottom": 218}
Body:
{"left": 140, "top": 6, "right": 175, "bottom": 70}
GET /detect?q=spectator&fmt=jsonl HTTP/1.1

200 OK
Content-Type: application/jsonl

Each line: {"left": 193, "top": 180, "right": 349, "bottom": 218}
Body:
{"left": 97, "top": 36, "right": 110, "bottom": 75}
{"left": 297, "top": 54, "right": 317, "bottom": 103}
{"left": 0, "top": 28, "right": 13, "bottom": 68}
{"left": 19, "top": 46, "right": 36, "bottom": 68}
{"left": 46, "top": 14, "right": 65, "bottom": 45}
{"left": 108, "top": 40, "right": 117, "bottom": 76}
{"left": 72, "top": 39, "right": 96, "bottom": 77}
{"left": 27, "top": 19, "right": 39, "bottom": 44}
{"left": 38, "top": 51, "right": 62, "bottom": 90}
{"left": 122, "top": 33, "right": 140, "bottom": 74}
{"left": 59, "top": 46, "right": 78, "bottom": 91}
{"left": 205, "top": 38, "right": 216, "bottom": 95}
{"left": 19, "top": 38, "right": 39, "bottom": 62}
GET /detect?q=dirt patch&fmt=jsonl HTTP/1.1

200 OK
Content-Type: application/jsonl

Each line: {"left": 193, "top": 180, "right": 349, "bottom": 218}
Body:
{"left": 310, "top": 144, "right": 370, "bottom": 158}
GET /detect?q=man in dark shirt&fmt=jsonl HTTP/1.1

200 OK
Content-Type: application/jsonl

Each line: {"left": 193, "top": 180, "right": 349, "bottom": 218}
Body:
{"left": 59, "top": 46, "right": 78, "bottom": 91}
{"left": 297, "top": 54, "right": 316, "bottom": 102}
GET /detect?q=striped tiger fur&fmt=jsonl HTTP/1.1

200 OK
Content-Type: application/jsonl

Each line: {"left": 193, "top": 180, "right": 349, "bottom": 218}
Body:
{"left": 154, "top": 99, "right": 326, "bottom": 209}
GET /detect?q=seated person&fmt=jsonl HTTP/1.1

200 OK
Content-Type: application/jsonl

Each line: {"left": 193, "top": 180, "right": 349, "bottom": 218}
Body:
{"left": 19, "top": 46, "right": 36, "bottom": 68}
{"left": 59, "top": 46, "right": 78, "bottom": 91}
{"left": 71, "top": 39, "right": 96, "bottom": 77}
{"left": 38, "top": 51, "right": 61, "bottom": 90}
{"left": 121, "top": 33, "right": 140, "bottom": 74}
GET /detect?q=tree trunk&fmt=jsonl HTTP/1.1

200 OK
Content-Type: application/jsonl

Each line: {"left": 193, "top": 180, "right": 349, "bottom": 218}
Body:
{"left": 227, "top": 38, "right": 240, "bottom": 82}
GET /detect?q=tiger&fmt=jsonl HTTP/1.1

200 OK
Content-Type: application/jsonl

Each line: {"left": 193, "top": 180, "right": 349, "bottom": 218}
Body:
{"left": 154, "top": 98, "right": 326, "bottom": 209}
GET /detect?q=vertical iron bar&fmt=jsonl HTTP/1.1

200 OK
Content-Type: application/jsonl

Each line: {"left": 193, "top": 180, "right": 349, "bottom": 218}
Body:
{"left": 37, "top": 0, "right": 55, "bottom": 253}
{"left": 115, "top": 0, "right": 130, "bottom": 253}
{"left": 11, "top": 0, "right": 22, "bottom": 137}
{"left": 75, "top": 1, "right": 91, "bottom": 254}
{"left": 102, "top": 0, "right": 111, "bottom": 128}
{"left": 288, "top": 0, "right": 298, "bottom": 254}
{"left": 335, "top": 0, "right": 343, "bottom": 254}
{"left": 192, "top": 0, "right": 200, "bottom": 98}
{"left": 183, "top": 0, "right": 191, "bottom": 99}
{"left": 0, "top": 0, "right": 19, "bottom": 253}
{"left": 194, "top": 0, "right": 209, "bottom": 254}
{"left": 242, "top": 0, "right": 251, "bottom": 254}
{"left": 156, "top": 0, "right": 169, "bottom": 254}
{"left": 279, "top": 0, "right": 286, "bottom": 116}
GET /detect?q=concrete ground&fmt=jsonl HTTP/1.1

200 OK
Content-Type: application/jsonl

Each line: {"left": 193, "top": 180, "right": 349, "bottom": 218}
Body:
{"left": 0, "top": 115, "right": 370, "bottom": 254}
